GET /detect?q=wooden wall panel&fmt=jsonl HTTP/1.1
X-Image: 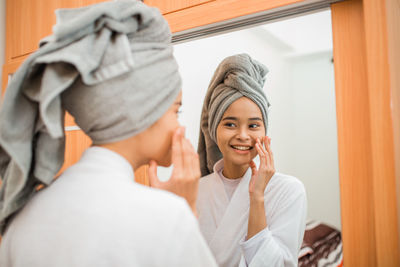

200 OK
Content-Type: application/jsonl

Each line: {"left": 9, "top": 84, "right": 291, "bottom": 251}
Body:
{"left": 331, "top": 1, "right": 376, "bottom": 265}
{"left": 144, "top": 0, "right": 213, "bottom": 14}
{"left": 332, "top": 0, "right": 400, "bottom": 265}
{"left": 6, "top": 0, "right": 74, "bottom": 61}
{"left": 134, "top": 165, "right": 149, "bottom": 186}
{"left": 65, "top": 113, "right": 77, "bottom": 127}
{"left": 362, "top": 0, "right": 400, "bottom": 264}
{"left": 165, "top": 0, "right": 303, "bottom": 33}
{"left": 384, "top": 0, "right": 400, "bottom": 253}
{"left": 5, "top": 0, "right": 106, "bottom": 62}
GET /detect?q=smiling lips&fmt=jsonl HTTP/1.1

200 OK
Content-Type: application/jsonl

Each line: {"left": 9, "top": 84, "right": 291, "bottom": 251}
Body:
{"left": 230, "top": 145, "right": 253, "bottom": 153}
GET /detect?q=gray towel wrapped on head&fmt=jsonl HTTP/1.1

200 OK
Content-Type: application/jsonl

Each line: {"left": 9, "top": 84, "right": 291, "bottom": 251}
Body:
{"left": 0, "top": 0, "right": 181, "bottom": 233}
{"left": 198, "top": 54, "right": 270, "bottom": 176}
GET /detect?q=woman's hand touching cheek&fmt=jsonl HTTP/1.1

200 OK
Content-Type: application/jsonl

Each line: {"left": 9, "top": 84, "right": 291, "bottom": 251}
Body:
{"left": 249, "top": 136, "right": 275, "bottom": 202}
{"left": 148, "top": 127, "right": 201, "bottom": 216}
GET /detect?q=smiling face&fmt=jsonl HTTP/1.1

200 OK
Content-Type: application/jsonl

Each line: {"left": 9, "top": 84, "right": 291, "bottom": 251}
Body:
{"left": 216, "top": 97, "right": 266, "bottom": 173}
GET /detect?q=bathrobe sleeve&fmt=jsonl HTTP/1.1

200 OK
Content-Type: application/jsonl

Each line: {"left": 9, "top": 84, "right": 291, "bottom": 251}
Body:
{"left": 239, "top": 176, "right": 307, "bottom": 267}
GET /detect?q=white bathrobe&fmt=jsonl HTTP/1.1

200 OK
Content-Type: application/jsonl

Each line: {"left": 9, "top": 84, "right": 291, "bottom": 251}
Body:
{"left": 0, "top": 147, "right": 217, "bottom": 267}
{"left": 197, "top": 159, "right": 307, "bottom": 267}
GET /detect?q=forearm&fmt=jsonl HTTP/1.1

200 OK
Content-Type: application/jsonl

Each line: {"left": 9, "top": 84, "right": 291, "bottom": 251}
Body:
{"left": 247, "top": 195, "right": 267, "bottom": 240}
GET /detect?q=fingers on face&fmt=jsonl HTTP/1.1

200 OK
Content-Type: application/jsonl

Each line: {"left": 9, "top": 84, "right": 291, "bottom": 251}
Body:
{"left": 191, "top": 144, "right": 201, "bottom": 179}
{"left": 261, "top": 136, "right": 270, "bottom": 165}
{"left": 264, "top": 136, "right": 274, "bottom": 168}
{"left": 249, "top": 160, "right": 257, "bottom": 175}
{"left": 255, "top": 138, "right": 266, "bottom": 166}
{"left": 148, "top": 160, "right": 160, "bottom": 187}
{"left": 171, "top": 127, "right": 184, "bottom": 173}
{"left": 171, "top": 127, "right": 201, "bottom": 181}
{"left": 182, "top": 138, "right": 195, "bottom": 179}
{"left": 186, "top": 139, "right": 201, "bottom": 180}
{"left": 264, "top": 136, "right": 271, "bottom": 152}
{"left": 192, "top": 154, "right": 201, "bottom": 179}
{"left": 258, "top": 138, "right": 268, "bottom": 154}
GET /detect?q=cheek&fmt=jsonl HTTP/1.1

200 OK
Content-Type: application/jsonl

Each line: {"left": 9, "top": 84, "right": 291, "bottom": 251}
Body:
{"left": 253, "top": 131, "right": 265, "bottom": 141}
{"left": 216, "top": 129, "right": 229, "bottom": 151}
{"left": 216, "top": 126, "right": 231, "bottom": 142}
{"left": 159, "top": 116, "right": 180, "bottom": 162}
{"left": 161, "top": 124, "right": 175, "bottom": 149}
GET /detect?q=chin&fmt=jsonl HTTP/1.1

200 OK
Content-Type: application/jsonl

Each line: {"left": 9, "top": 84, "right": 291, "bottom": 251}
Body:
{"left": 157, "top": 161, "right": 171, "bottom": 167}
{"left": 156, "top": 151, "right": 172, "bottom": 167}
{"left": 230, "top": 153, "right": 257, "bottom": 166}
{"left": 228, "top": 156, "right": 251, "bottom": 166}
{"left": 155, "top": 157, "right": 171, "bottom": 167}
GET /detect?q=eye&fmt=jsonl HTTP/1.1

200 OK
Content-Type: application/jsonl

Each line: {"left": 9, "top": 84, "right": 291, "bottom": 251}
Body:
{"left": 176, "top": 109, "right": 182, "bottom": 115}
{"left": 249, "top": 124, "right": 260, "bottom": 129}
{"left": 224, "top": 122, "right": 236, "bottom": 128}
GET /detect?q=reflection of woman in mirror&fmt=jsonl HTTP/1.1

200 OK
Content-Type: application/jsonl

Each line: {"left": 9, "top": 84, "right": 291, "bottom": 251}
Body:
{"left": 197, "top": 54, "right": 307, "bottom": 267}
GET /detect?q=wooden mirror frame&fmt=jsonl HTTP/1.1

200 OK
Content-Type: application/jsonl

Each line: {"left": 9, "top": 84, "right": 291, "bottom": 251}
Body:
{"left": 162, "top": 0, "right": 400, "bottom": 265}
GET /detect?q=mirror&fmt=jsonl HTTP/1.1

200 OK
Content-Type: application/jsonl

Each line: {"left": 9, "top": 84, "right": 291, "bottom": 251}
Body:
{"left": 159, "top": 8, "right": 342, "bottom": 265}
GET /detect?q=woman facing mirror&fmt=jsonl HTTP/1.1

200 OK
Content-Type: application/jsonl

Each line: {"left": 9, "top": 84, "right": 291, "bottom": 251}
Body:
{"left": 0, "top": 1, "right": 217, "bottom": 266}
{"left": 196, "top": 54, "right": 307, "bottom": 267}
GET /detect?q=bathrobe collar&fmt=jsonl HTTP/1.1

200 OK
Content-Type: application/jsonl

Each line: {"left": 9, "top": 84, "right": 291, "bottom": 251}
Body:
{"left": 79, "top": 146, "right": 134, "bottom": 182}
{"left": 206, "top": 159, "right": 252, "bottom": 266}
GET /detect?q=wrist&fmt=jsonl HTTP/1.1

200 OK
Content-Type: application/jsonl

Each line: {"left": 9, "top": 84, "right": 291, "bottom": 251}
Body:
{"left": 249, "top": 193, "right": 264, "bottom": 203}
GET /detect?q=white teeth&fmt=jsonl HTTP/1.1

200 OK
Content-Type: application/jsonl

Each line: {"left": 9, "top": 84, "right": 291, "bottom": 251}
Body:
{"left": 232, "top": 146, "right": 251, "bottom": 151}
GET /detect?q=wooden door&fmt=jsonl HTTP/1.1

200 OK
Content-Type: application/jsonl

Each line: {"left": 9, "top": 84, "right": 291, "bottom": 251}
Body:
{"left": 5, "top": 0, "right": 106, "bottom": 62}
{"left": 144, "top": 0, "right": 214, "bottom": 14}
{"left": 331, "top": 0, "right": 400, "bottom": 265}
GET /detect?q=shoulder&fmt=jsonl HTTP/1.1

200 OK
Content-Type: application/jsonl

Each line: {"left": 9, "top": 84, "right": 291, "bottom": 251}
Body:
{"left": 269, "top": 172, "right": 305, "bottom": 192}
{"left": 135, "top": 187, "right": 211, "bottom": 260}
{"left": 199, "top": 172, "right": 218, "bottom": 188}
{"left": 198, "top": 172, "right": 218, "bottom": 196}
{"left": 132, "top": 184, "right": 194, "bottom": 222}
{"left": 15, "top": 175, "right": 194, "bottom": 237}
{"left": 200, "top": 172, "right": 218, "bottom": 183}
{"left": 265, "top": 172, "right": 306, "bottom": 203}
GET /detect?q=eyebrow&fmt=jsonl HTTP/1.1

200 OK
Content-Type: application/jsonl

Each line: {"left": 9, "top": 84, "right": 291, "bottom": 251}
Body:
{"left": 222, "top": 116, "right": 262, "bottom": 121}
{"left": 249, "top": 117, "right": 263, "bottom": 121}
{"left": 174, "top": 101, "right": 182, "bottom": 106}
{"left": 222, "top": 116, "right": 238, "bottom": 121}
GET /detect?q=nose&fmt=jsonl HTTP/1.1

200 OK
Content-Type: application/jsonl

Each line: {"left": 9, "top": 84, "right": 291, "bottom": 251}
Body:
{"left": 236, "top": 126, "right": 250, "bottom": 141}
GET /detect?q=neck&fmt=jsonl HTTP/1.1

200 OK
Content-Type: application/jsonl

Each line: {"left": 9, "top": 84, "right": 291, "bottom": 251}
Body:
{"left": 222, "top": 160, "right": 249, "bottom": 179}
{"left": 97, "top": 138, "right": 145, "bottom": 171}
